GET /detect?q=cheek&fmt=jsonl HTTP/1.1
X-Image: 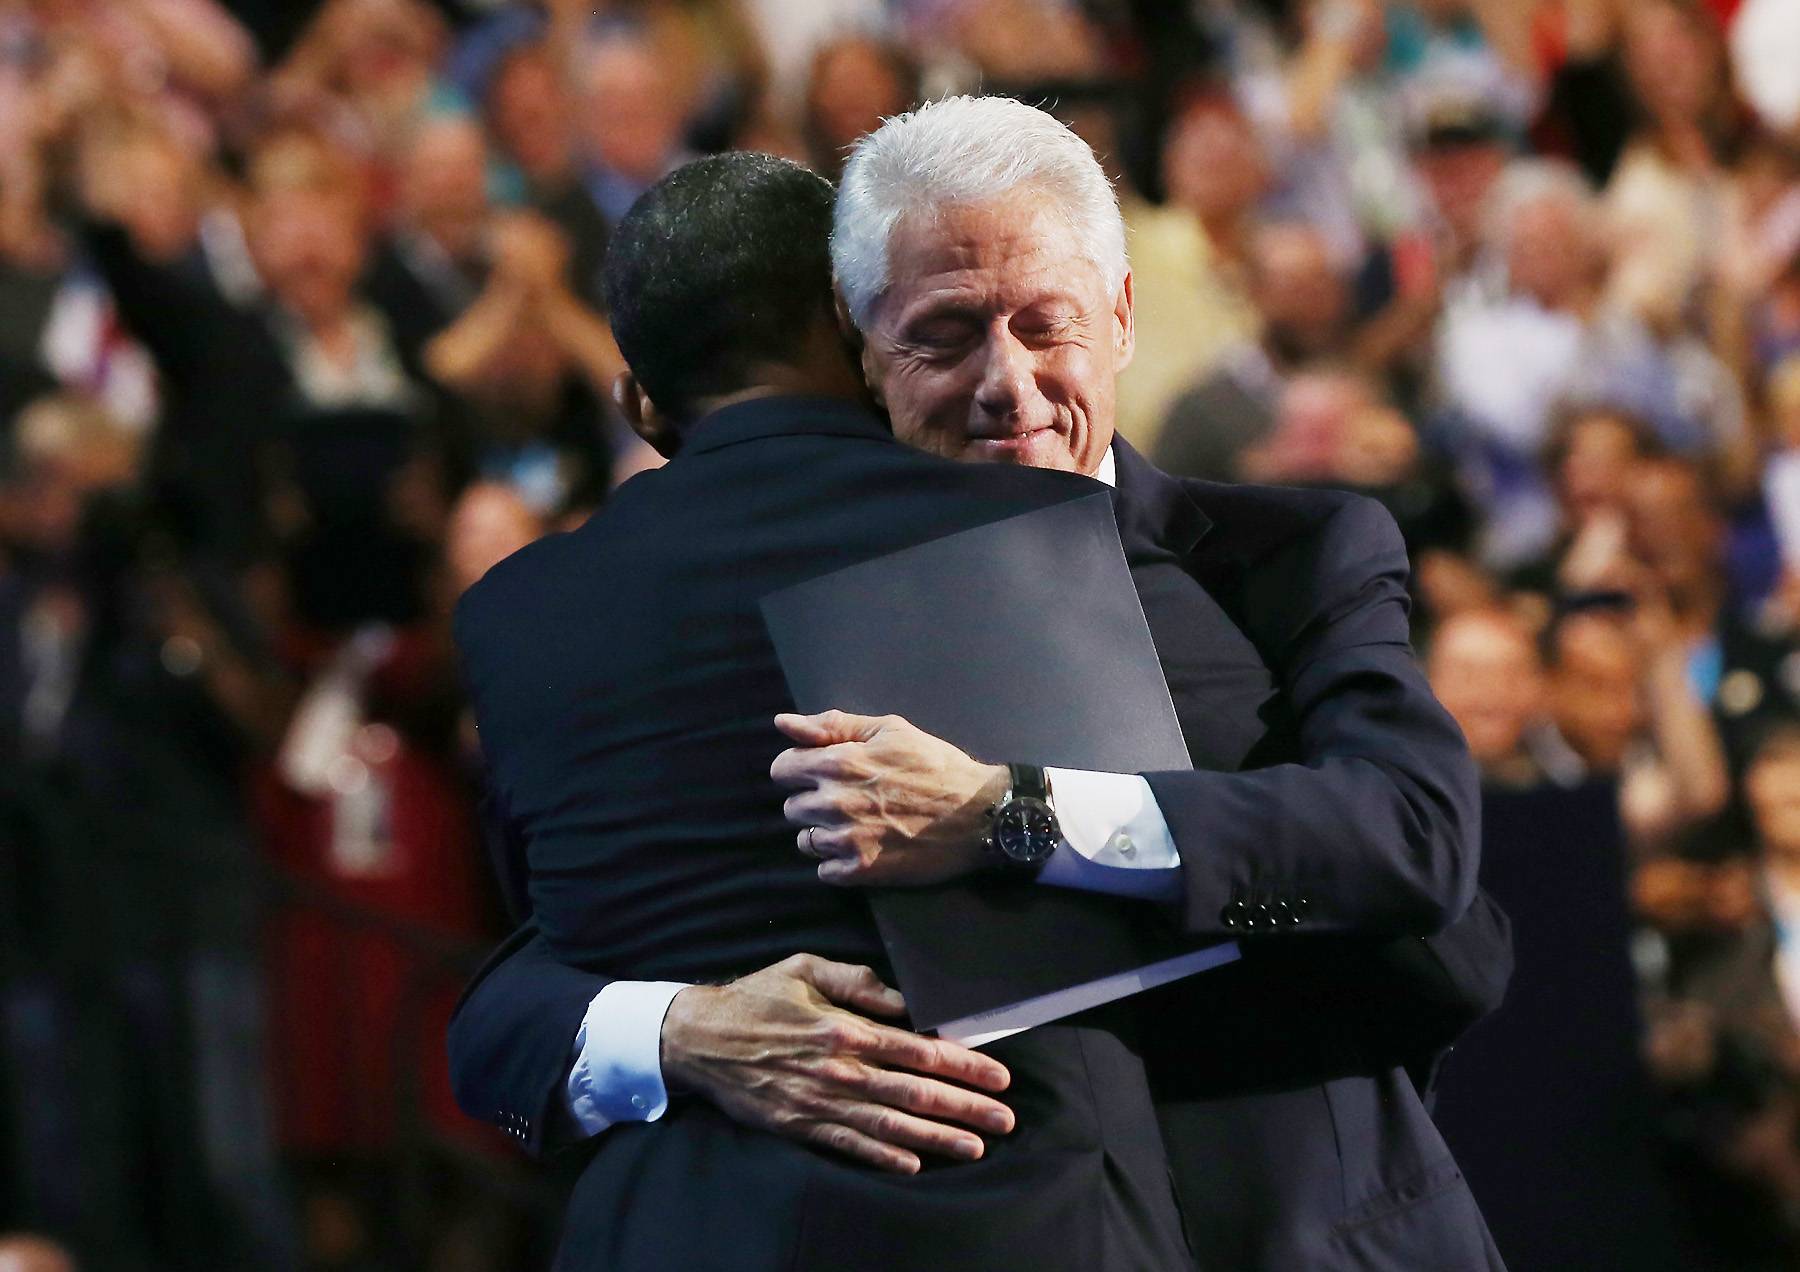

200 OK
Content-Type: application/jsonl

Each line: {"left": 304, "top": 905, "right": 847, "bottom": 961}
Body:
{"left": 885, "top": 368, "right": 967, "bottom": 452}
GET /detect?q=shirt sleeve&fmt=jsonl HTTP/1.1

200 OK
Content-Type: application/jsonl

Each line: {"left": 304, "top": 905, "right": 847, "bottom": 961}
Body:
{"left": 1037, "top": 768, "right": 1182, "bottom": 901}
{"left": 565, "top": 980, "right": 691, "bottom": 1137}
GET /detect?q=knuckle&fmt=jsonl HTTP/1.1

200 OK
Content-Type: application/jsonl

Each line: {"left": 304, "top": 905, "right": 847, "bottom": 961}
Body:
{"left": 770, "top": 1107, "right": 805, "bottom": 1133}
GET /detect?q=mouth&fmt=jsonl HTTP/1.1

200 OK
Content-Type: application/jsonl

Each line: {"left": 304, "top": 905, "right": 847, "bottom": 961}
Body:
{"left": 966, "top": 427, "right": 1057, "bottom": 459}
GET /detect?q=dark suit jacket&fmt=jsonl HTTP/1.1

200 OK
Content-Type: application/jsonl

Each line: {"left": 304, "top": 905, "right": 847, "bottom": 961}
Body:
{"left": 451, "top": 396, "right": 1509, "bottom": 1270}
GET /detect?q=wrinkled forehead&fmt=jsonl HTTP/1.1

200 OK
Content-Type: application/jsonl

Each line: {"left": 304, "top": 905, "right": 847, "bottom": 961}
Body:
{"left": 878, "top": 195, "right": 1110, "bottom": 319}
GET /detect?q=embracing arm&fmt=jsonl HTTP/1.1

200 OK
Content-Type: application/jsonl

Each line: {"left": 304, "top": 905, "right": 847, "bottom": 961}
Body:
{"left": 446, "top": 923, "right": 614, "bottom": 1157}
{"left": 447, "top": 928, "right": 1015, "bottom": 1171}
{"left": 778, "top": 496, "right": 1479, "bottom": 940}
{"left": 1149, "top": 496, "right": 1481, "bottom": 941}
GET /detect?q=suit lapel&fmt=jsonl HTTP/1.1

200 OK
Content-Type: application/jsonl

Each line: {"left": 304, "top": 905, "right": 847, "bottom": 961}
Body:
{"left": 1108, "top": 436, "right": 1211, "bottom": 561}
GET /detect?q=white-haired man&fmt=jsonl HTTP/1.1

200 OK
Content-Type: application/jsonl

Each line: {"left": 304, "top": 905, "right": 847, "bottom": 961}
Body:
{"left": 452, "top": 101, "right": 1508, "bottom": 1271}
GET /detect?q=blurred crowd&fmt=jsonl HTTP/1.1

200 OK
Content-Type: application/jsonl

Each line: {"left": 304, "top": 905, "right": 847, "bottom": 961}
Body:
{"left": 0, "top": 0, "right": 1797, "bottom": 1268}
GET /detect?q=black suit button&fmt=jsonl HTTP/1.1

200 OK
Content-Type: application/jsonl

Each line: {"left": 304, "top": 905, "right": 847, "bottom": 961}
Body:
{"left": 1252, "top": 903, "right": 1273, "bottom": 929}
{"left": 1272, "top": 900, "right": 1295, "bottom": 926}
{"left": 1220, "top": 900, "right": 1247, "bottom": 929}
{"left": 1295, "top": 897, "right": 1311, "bottom": 920}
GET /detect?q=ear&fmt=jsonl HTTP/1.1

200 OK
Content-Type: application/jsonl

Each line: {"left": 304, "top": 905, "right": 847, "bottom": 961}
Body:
{"left": 1111, "top": 270, "right": 1135, "bottom": 374}
{"left": 838, "top": 289, "right": 889, "bottom": 411}
{"left": 833, "top": 289, "right": 863, "bottom": 356}
{"left": 614, "top": 370, "right": 681, "bottom": 459}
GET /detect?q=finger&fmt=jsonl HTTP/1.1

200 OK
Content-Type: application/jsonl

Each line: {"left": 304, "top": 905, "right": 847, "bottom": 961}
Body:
{"left": 771, "top": 744, "right": 854, "bottom": 789}
{"left": 842, "top": 1023, "right": 1012, "bottom": 1092}
{"left": 797, "top": 826, "right": 856, "bottom": 864}
{"left": 834, "top": 1101, "right": 987, "bottom": 1162}
{"left": 799, "top": 1120, "right": 921, "bottom": 1175}
{"left": 816, "top": 853, "right": 871, "bottom": 884}
{"left": 774, "top": 709, "right": 884, "bottom": 746}
{"left": 782, "top": 790, "right": 851, "bottom": 828}
{"left": 803, "top": 959, "right": 907, "bottom": 1018}
{"left": 841, "top": 1066, "right": 1015, "bottom": 1135}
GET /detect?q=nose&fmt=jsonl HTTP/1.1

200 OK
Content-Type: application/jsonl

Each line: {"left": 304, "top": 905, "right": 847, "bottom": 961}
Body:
{"left": 973, "top": 330, "right": 1032, "bottom": 425}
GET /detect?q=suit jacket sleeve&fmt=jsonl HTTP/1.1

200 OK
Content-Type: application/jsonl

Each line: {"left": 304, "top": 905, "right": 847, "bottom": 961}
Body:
{"left": 447, "top": 922, "right": 608, "bottom": 1158}
{"left": 1146, "top": 495, "right": 1481, "bottom": 940}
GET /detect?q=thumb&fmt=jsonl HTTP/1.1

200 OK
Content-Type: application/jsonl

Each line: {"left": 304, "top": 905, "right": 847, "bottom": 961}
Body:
{"left": 799, "top": 957, "right": 907, "bottom": 1018}
{"left": 774, "top": 709, "right": 885, "bottom": 746}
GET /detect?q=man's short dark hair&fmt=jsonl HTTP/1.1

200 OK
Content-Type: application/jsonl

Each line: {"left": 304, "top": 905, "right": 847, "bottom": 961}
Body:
{"left": 603, "top": 153, "right": 838, "bottom": 422}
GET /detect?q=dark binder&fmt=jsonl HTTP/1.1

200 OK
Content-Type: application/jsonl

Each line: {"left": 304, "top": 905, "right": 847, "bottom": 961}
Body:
{"left": 761, "top": 492, "right": 1237, "bottom": 1042}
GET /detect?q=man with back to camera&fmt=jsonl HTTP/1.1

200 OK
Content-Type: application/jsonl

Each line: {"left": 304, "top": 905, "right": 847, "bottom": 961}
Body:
{"left": 452, "top": 100, "right": 1510, "bottom": 1270}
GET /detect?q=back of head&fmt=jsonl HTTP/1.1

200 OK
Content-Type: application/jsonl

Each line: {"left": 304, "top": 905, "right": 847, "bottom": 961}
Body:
{"left": 603, "top": 153, "right": 838, "bottom": 423}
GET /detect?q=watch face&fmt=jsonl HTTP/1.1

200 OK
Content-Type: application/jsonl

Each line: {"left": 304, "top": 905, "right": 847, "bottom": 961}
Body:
{"left": 996, "top": 796, "right": 1059, "bottom": 865}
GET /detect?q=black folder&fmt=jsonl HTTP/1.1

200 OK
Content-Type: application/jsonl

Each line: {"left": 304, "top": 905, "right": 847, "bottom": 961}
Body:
{"left": 762, "top": 492, "right": 1237, "bottom": 1041}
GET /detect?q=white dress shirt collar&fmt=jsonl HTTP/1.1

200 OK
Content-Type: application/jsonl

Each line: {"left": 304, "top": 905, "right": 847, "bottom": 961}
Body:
{"left": 1093, "top": 447, "right": 1117, "bottom": 487}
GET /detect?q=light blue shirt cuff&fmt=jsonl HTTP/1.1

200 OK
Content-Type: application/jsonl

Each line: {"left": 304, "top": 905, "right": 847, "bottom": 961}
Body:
{"left": 566, "top": 980, "right": 690, "bottom": 1137}
{"left": 1038, "top": 768, "right": 1182, "bottom": 901}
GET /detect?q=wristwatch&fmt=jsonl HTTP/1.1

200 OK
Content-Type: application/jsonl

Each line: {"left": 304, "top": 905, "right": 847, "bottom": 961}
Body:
{"left": 981, "top": 764, "right": 1061, "bottom": 873}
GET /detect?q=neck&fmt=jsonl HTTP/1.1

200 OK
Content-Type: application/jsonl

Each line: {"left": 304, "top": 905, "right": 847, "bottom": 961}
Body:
{"left": 686, "top": 363, "right": 868, "bottom": 423}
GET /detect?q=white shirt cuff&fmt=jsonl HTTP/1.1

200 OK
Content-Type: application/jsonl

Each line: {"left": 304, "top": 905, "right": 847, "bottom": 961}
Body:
{"left": 1038, "top": 768, "right": 1181, "bottom": 901}
{"left": 566, "top": 980, "right": 690, "bottom": 1137}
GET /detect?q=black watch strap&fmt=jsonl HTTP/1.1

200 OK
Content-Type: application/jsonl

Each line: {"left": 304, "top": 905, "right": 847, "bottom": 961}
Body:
{"left": 1007, "top": 763, "right": 1050, "bottom": 804}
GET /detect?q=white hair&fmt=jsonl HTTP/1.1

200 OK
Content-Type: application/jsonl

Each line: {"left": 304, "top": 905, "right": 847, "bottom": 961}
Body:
{"left": 831, "top": 95, "right": 1128, "bottom": 328}
{"left": 1480, "top": 158, "right": 1597, "bottom": 251}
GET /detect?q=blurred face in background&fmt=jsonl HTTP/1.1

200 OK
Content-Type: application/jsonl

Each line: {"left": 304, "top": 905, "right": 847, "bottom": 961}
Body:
{"left": 1549, "top": 613, "right": 1644, "bottom": 772}
{"left": 1622, "top": 2, "right": 1721, "bottom": 128}
{"left": 804, "top": 38, "right": 913, "bottom": 180}
{"left": 1162, "top": 103, "right": 1268, "bottom": 227}
{"left": 862, "top": 194, "right": 1132, "bottom": 476}
{"left": 109, "top": 131, "right": 204, "bottom": 265}
{"left": 1417, "top": 137, "right": 1506, "bottom": 255}
{"left": 398, "top": 117, "right": 489, "bottom": 263}
{"left": 1749, "top": 741, "right": 1800, "bottom": 862}
{"left": 469, "top": 325, "right": 569, "bottom": 421}
{"left": 1624, "top": 459, "right": 1723, "bottom": 603}
{"left": 334, "top": 0, "right": 441, "bottom": 101}
{"left": 447, "top": 482, "right": 545, "bottom": 596}
{"left": 1244, "top": 370, "right": 1416, "bottom": 486}
{"left": 1427, "top": 610, "right": 1546, "bottom": 766}
{"left": 1505, "top": 192, "right": 1598, "bottom": 310}
{"left": 1249, "top": 222, "right": 1348, "bottom": 362}
{"left": 487, "top": 46, "right": 574, "bottom": 184}
{"left": 250, "top": 185, "right": 367, "bottom": 328}
{"left": 1554, "top": 410, "right": 1647, "bottom": 525}
{"left": 582, "top": 35, "right": 686, "bottom": 184}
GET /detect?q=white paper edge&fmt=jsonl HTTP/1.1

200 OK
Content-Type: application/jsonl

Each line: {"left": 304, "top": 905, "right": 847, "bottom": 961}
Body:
{"left": 938, "top": 941, "right": 1243, "bottom": 1048}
